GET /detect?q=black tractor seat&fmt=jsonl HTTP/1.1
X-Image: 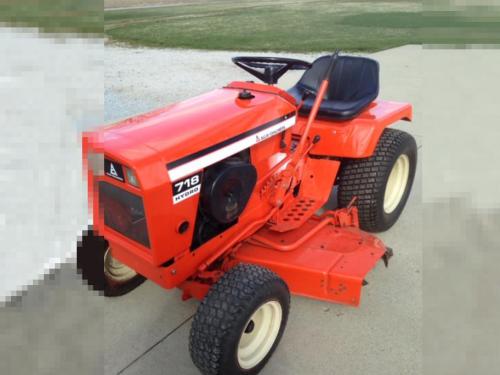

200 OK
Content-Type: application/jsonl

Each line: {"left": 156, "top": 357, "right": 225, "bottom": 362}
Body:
{"left": 288, "top": 55, "right": 379, "bottom": 121}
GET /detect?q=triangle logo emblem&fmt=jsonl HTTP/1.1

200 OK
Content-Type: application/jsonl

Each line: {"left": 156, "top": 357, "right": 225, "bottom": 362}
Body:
{"left": 109, "top": 163, "right": 118, "bottom": 178}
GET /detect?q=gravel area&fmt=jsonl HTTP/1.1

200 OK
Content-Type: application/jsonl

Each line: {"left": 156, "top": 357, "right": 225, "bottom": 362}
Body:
{"left": 105, "top": 46, "right": 317, "bottom": 122}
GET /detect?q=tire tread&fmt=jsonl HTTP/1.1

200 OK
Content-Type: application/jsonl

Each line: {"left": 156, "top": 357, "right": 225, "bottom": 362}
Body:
{"left": 189, "top": 264, "right": 289, "bottom": 375}
{"left": 338, "top": 128, "right": 416, "bottom": 232}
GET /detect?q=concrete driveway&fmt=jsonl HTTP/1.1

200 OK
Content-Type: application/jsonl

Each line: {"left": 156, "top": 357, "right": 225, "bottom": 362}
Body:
{"left": 1, "top": 44, "right": 422, "bottom": 375}
{"left": 2, "top": 44, "right": 499, "bottom": 375}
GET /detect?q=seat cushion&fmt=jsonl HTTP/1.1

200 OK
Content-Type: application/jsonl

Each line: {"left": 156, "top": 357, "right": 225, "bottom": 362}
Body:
{"left": 289, "top": 85, "right": 375, "bottom": 121}
{"left": 288, "top": 55, "right": 379, "bottom": 121}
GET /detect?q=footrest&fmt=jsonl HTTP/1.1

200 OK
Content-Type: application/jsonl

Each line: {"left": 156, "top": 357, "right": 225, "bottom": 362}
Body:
{"left": 268, "top": 196, "right": 324, "bottom": 232}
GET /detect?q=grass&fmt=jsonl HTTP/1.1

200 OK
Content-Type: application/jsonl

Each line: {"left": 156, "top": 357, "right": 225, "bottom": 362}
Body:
{"left": 105, "top": 0, "right": 500, "bottom": 52}
{"left": 0, "top": 0, "right": 102, "bottom": 34}
{"left": 3, "top": 0, "right": 497, "bottom": 48}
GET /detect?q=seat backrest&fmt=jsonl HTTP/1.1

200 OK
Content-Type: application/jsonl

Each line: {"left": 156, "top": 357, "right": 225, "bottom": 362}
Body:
{"left": 296, "top": 55, "right": 379, "bottom": 102}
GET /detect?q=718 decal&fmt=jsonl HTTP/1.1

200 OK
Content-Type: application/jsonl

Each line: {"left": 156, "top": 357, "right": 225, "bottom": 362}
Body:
{"left": 172, "top": 172, "right": 202, "bottom": 204}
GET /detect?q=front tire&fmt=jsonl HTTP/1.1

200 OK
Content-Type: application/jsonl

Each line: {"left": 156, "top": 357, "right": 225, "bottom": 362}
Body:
{"left": 76, "top": 227, "right": 145, "bottom": 297}
{"left": 338, "top": 128, "right": 417, "bottom": 232}
{"left": 189, "top": 264, "right": 290, "bottom": 375}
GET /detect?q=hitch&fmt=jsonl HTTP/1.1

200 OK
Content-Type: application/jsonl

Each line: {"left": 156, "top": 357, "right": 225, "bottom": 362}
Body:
{"left": 382, "top": 247, "right": 393, "bottom": 268}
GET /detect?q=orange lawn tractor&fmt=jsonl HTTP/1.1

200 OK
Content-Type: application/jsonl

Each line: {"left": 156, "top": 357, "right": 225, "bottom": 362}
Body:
{"left": 78, "top": 51, "right": 416, "bottom": 375}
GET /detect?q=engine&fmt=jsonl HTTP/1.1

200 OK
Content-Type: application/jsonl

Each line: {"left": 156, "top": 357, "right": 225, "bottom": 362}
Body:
{"left": 192, "top": 150, "right": 257, "bottom": 250}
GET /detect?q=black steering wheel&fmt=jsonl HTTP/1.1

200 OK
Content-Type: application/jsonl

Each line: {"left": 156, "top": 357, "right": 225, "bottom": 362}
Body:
{"left": 232, "top": 56, "right": 311, "bottom": 85}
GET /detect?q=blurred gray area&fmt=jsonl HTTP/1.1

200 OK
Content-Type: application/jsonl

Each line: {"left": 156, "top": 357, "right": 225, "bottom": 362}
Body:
{"left": 424, "top": 200, "right": 500, "bottom": 374}
{"left": 0, "top": 264, "right": 104, "bottom": 375}
{"left": 420, "top": 48, "right": 500, "bottom": 209}
{"left": 420, "top": 47, "right": 500, "bottom": 373}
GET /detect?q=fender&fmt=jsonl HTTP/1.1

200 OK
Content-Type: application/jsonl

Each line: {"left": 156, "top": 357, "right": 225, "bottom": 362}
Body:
{"left": 293, "top": 100, "right": 413, "bottom": 159}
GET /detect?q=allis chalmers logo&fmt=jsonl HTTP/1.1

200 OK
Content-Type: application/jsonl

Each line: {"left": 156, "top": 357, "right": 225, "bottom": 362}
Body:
{"left": 105, "top": 159, "right": 124, "bottom": 182}
{"left": 109, "top": 163, "right": 119, "bottom": 178}
{"left": 255, "top": 125, "right": 286, "bottom": 143}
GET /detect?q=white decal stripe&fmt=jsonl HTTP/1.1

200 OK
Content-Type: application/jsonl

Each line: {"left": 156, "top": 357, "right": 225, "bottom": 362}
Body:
{"left": 168, "top": 116, "right": 295, "bottom": 181}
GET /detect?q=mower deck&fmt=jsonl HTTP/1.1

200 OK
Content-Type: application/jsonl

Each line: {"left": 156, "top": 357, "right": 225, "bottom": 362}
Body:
{"left": 234, "top": 212, "right": 389, "bottom": 306}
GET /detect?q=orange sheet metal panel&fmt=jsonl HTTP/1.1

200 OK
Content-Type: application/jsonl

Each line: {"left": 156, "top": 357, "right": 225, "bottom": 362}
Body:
{"left": 295, "top": 100, "right": 413, "bottom": 158}
{"left": 233, "top": 219, "right": 387, "bottom": 306}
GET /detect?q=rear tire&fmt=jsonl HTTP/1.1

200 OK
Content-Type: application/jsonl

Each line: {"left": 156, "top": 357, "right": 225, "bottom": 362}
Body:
{"left": 337, "top": 128, "right": 417, "bottom": 232}
{"left": 189, "top": 264, "right": 290, "bottom": 375}
{"left": 76, "top": 227, "right": 145, "bottom": 297}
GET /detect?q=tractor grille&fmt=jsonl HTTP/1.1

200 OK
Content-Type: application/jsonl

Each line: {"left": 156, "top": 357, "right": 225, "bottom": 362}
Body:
{"left": 98, "top": 181, "right": 150, "bottom": 248}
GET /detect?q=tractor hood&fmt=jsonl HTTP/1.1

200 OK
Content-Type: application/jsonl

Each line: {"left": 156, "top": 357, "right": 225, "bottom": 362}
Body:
{"left": 93, "top": 85, "right": 296, "bottom": 169}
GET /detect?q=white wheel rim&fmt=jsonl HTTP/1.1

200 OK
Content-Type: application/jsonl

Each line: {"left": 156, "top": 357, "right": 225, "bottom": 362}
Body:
{"left": 383, "top": 154, "right": 410, "bottom": 214}
{"left": 103, "top": 247, "right": 137, "bottom": 283}
{"left": 237, "top": 300, "right": 282, "bottom": 370}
